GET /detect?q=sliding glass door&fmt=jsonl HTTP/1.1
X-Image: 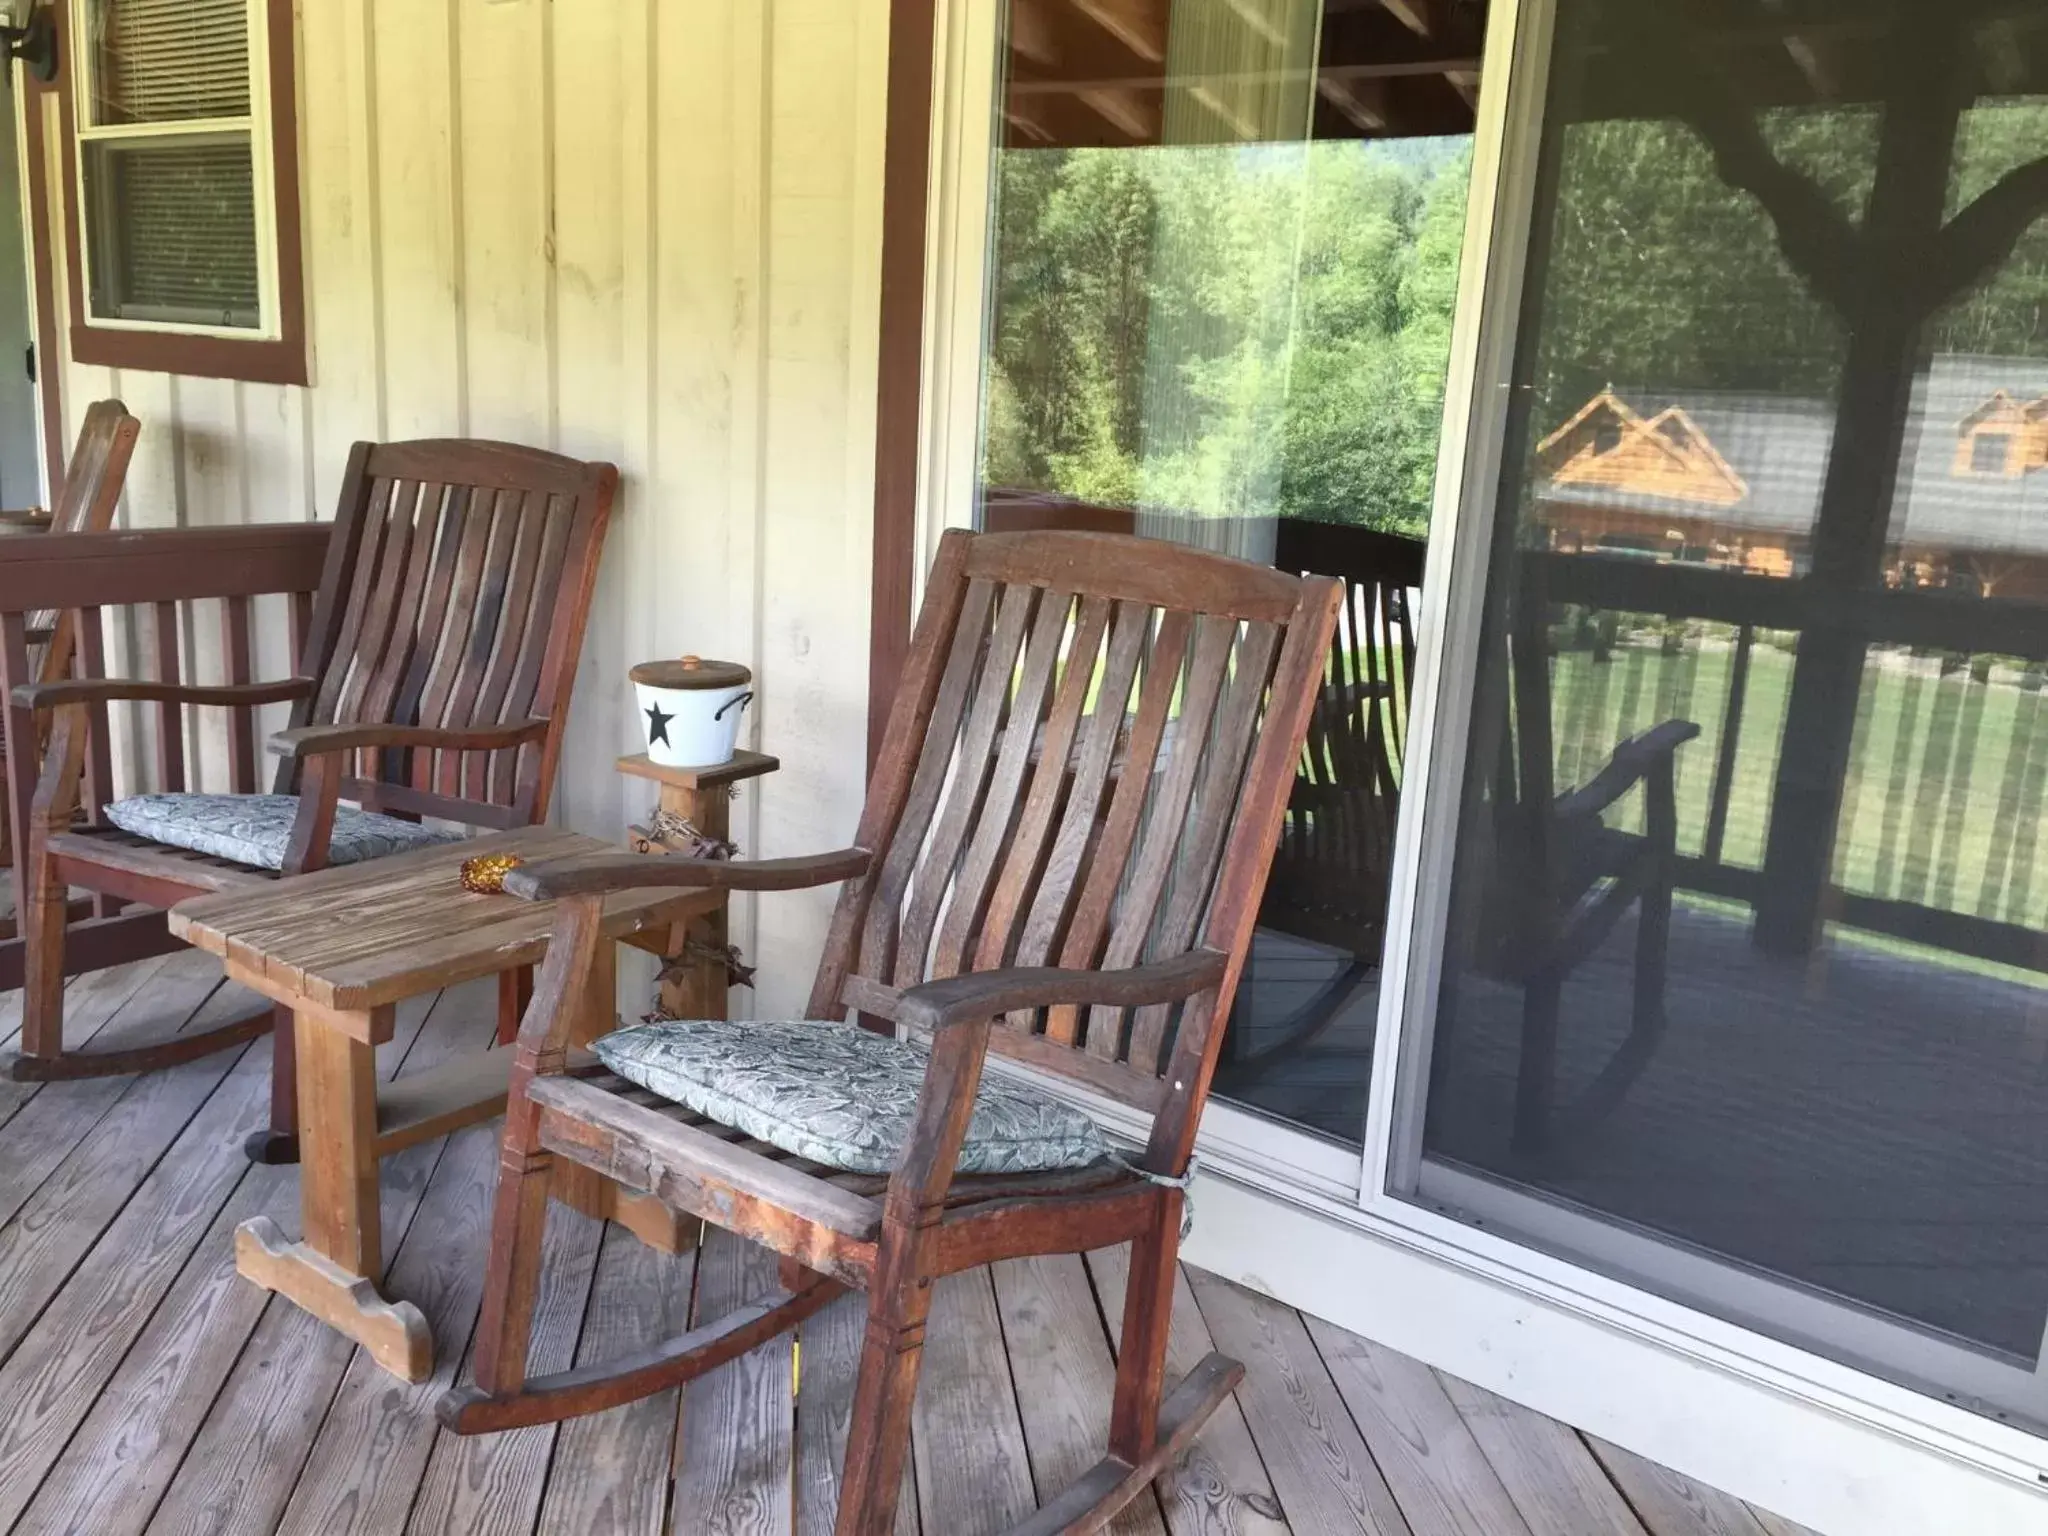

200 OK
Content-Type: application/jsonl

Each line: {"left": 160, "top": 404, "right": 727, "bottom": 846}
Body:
{"left": 968, "top": 0, "right": 1491, "bottom": 1163}
{"left": 1390, "top": 0, "right": 2048, "bottom": 1426}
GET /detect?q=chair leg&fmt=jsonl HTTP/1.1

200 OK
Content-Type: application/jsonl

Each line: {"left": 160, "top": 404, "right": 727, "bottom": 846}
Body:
{"left": 244, "top": 1005, "right": 302, "bottom": 1164}
{"left": 471, "top": 1141, "right": 556, "bottom": 1400}
{"left": 835, "top": 1259, "right": 936, "bottom": 1536}
{"left": 1633, "top": 878, "right": 1674, "bottom": 1032}
{"left": 1110, "top": 1195, "right": 1182, "bottom": 1462}
{"left": 16, "top": 844, "right": 67, "bottom": 1067}
{"left": 1513, "top": 970, "right": 1563, "bottom": 1153}
{"left": 1039, "top": 1197, "right": 1245, "bottom": 1533}
{"left": 497, "top": 966, "right": 533, "bottom": 1048}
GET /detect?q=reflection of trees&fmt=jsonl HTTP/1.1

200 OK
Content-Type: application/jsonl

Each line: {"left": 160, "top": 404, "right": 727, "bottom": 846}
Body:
{"left": 1588, "top": 1, "right": 2048, "bottom": 953}
{"left": 982, "top": 139, "right": 1470, "bottom": 532}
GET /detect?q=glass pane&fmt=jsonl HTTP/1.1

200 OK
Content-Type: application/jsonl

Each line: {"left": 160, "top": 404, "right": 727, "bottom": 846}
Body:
{"left": 83, "top": 135, "right": 261, "bottom": 329}
{"left": 975, "top": 0, "right": 1488, "bottom": 1147}
{"left": 85, "top": 0, "right": 252, "bottom": 126}
{"left": 1409, "top": 0, "right": 2048, "bottom": 1420}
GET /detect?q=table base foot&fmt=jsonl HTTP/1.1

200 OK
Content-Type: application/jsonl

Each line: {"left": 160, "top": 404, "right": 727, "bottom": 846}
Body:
{"left": 236, "top": 1216, "right": 433, "bottom": 1382}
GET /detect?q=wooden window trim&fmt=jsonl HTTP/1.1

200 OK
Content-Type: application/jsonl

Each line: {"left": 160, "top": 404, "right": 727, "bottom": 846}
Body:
{"left": 54, "top": 0, "right": 306, "bottom": 386}
{"left": 867, "top": 0, "right": 939, "bottom": 765}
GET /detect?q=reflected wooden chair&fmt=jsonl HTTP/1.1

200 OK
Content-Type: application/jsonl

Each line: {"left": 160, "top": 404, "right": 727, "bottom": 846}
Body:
{"left": 1480, "top": 553, "right": 1699, "bottom": 1152}
{"left": 0, "top": 400, "right": 141, "bottom": 869}
{"left": 439, "top": 528, "right": 1341, "bottom": 1536}
{"left": 1222, "top": 519, "right": 1423, "bottom": 1088}
{"left": 8, "top": 440, "right": 618, "bottom": 1168}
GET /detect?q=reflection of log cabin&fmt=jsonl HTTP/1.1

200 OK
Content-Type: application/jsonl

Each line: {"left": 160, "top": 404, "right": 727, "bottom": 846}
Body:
{"left": 1533, "top": 358, "right": 2048, "bottom": 599}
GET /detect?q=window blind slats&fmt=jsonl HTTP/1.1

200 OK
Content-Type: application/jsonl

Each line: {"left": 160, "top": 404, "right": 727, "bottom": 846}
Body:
{"left": 84, "top": 137, "right": 260, "bottom": 329}
{"left": 89, "top": 0, "right": 250, "bottom": 125}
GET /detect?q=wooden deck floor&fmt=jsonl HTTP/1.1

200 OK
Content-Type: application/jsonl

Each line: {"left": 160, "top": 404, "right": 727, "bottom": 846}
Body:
{"left": 0, "top": 952, "right": 1813, "bottom": 1536}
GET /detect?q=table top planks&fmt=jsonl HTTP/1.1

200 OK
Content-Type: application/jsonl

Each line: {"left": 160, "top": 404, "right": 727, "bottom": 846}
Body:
{"left": 169, "top": 828, "right": 724, "bottom": 1011}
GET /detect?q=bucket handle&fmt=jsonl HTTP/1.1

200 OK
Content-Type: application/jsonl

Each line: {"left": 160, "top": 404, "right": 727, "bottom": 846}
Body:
{"left": 714, "top": 691, "right": 754, "bottom": 723}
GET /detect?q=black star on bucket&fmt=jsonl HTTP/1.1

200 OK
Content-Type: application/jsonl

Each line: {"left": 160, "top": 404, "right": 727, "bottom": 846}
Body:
{"left": 645, "top": 700, "right": 675, "bottom": 748}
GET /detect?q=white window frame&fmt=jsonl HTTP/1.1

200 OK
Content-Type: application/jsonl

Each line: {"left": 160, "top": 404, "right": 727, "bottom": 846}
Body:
{"left": 68, "top": 0, "right": 283, "bottom": 341}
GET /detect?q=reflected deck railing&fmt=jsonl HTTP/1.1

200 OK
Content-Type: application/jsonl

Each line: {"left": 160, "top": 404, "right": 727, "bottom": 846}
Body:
{"left": 1538, "top": 552, "right": 2048, "bottom": 975}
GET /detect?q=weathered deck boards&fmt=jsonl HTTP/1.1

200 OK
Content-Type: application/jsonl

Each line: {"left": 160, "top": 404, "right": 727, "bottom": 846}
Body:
{"left": 0, "top": 957, "right": 1813, "bottom": 1536}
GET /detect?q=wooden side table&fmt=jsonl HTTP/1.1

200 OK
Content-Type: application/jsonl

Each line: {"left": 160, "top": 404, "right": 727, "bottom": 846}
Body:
{"left": 170, "top": 827, "right": 727, "bottom": 1381}
{"left": 616, "top": 748, "right": 777, "bottom": 1019}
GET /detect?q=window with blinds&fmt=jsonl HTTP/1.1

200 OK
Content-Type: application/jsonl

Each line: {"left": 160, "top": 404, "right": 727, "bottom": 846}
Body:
{"left": 74, "top": 0, "right": 271, "bottom": 333}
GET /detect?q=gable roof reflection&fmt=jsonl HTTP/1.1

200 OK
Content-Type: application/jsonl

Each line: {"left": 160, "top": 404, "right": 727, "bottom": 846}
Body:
{"left": 1533, "top": 357, "right": 2048, "bottom": 555}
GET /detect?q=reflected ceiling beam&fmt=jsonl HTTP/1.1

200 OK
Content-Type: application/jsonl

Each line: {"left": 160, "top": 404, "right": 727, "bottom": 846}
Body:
{"left": 1223, "top": 0, "right": 1288, "bottom": 48}
{"left": 1321, "top": 4, "right": 1481, "bottom": 73}
{"left": 1782, "top": 34, "right": 1837, "bottom": 99}
{"left": 1010, "top": 0, "right": 1062, "bottom": 65}
{"left": 1005, "top": 102, "right": 1059, "bottom": 143}
{"left": 1380, "top": 0, "right": 1433, "bottom": 37}
{"left": 1007, "top": 53, "right": 1479, "bottom": 98}
{"left": 1070, "top": 0, "right": 1166, "bottom": 64}
{"left": 1445, "top": 68, "right": 1479, "bottom": 108}
{"left": 1077, "top": 85, "right": 1160, "bottom": 139}
{"left": 1318, "top": 72, "right": 1389, "bottom": 131}
{"left": 1190, "top": 82, "right": 1262, "bottom": 138}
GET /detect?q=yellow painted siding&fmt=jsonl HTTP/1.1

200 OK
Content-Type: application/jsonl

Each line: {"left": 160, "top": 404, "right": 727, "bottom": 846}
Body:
{"left": 48, "top": 0, "right": 891, "bottom": 1018}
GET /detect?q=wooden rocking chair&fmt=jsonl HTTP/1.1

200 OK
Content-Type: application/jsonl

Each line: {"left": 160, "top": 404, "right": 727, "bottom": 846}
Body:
{"left": 1221, "top": 519, "right": 1423, "bottom": 1088}
{"left": 439, "top": 528, "right": 1341, "bottom": 1535}
{"left": 1479, "top": 553, "right": 1699, "bottom": 1151}
{"left": 8, "top": 440, "right": 618, "bottom": 1168}
{"left": 0, "top": 400, "right": 141, "bottom": 870}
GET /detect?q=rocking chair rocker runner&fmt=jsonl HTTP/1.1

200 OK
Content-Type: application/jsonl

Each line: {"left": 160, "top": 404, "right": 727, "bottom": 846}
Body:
{"left": 9, "top": 439, "right": 618, "bottom": 1167}
{"left": 440, "top": 528, "right": 1342, "bottom": 1535}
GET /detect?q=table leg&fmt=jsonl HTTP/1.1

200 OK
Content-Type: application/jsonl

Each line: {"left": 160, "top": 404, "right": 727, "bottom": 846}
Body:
{"left": 550, "top": 943, "right": 703, "bottom": 1255}
{"left": 235, "top": 1006, "right": 433, "bottom": 1382}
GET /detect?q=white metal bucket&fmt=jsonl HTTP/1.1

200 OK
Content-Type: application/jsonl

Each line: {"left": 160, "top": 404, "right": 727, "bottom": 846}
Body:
{"left": 635, "top": 679, "right": 752, "bottom": 768}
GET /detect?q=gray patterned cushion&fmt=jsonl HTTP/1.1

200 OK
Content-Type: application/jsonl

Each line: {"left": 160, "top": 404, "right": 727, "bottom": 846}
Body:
{"left": 104, "top": 792, "right": 467, "bottom": 871}
{"left": 593, "top": 1018, "right": 1112, "bottom": 1175}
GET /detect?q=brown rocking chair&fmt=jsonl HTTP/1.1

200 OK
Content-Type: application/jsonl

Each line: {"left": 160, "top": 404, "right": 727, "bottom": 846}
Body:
{"left": 1222, "top": 519, "right": 1423, "bottom": 1088}
{"left": 0, "top": 400, "right": 141, "bottom": 871}
{"left": 440, "top": 528, "right": 1341, "bottom": 1535}
{"left": 1482, "top": 552, "right": 1699, "bottom": 1151}
{"left": 8, "top": 439, "right": 618, "bottom": 1168}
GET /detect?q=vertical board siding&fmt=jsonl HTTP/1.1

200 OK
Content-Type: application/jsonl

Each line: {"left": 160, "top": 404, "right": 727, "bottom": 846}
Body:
{"left": 48, "top": 0, "right": 892, "bottom": 1019}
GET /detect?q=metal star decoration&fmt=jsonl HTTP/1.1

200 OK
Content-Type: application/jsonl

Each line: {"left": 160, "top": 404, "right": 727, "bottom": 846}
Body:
{"left": 644, "top": 699, "right": 675, "bottom": 747}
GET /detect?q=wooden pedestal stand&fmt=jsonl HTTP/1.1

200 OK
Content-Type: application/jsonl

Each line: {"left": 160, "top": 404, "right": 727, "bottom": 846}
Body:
{"left": 616, "top": 748, "right": 779, "bottom": 1022}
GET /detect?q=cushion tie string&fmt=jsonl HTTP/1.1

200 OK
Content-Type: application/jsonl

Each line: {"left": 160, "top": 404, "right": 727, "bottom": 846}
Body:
{"left": 1110, "top": 1152, "right": 1200, "bottom": 1240}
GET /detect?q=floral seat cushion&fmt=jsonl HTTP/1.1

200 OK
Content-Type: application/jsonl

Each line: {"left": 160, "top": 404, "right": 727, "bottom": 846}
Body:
{"left": 593, "top": 1018, "right": 1113, "bottom": 1176}
{"left": 104, "top": 793, "right": 467, "bottom": 872}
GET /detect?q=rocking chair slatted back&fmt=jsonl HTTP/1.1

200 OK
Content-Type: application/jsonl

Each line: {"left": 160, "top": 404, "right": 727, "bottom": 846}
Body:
{"left": 0, "top": 400, "right": 140, "bottom": 861}
{"left": 813, "top": 529, "right": 1343, "bottom": 1128}
{"left": 1263, "top": 520, "right": 1424, "bottom": 955}
{"left": 283, "top": 440, "right": 617, "bottom": 827}
{"left": 22, "top": 399, "right": 141, "bottom": 670}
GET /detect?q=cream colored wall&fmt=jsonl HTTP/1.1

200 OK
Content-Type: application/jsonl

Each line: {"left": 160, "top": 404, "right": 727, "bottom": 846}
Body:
{"left": 47, "top": 0, "right": 891, "bottom": 1018}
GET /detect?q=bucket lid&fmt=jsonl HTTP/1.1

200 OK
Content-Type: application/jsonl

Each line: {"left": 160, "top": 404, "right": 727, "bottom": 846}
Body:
{"left": 630, "top": 654, "right": 752, "bottom": 690}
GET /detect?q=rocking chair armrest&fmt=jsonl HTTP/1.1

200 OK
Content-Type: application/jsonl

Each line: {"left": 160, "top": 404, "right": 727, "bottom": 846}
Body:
{"left": 13, "top": 676, "right": 315, "bottom": 712}
{"left": 1552, "top": 719, "right": 1701, "bottom": 822}
{"left": 503, "top": 846, "right": 875, "bottom": 901}
{"left": 267, "top": 718, "right": 551, "bottom": 761}
{"left": 895, "top": 949, "right": 1231, "bottom": 1035}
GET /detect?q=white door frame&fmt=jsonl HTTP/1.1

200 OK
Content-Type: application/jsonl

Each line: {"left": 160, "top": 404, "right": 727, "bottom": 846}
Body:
{"left": 910, "top": 1, "right": 2048, "bottom": 1528}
